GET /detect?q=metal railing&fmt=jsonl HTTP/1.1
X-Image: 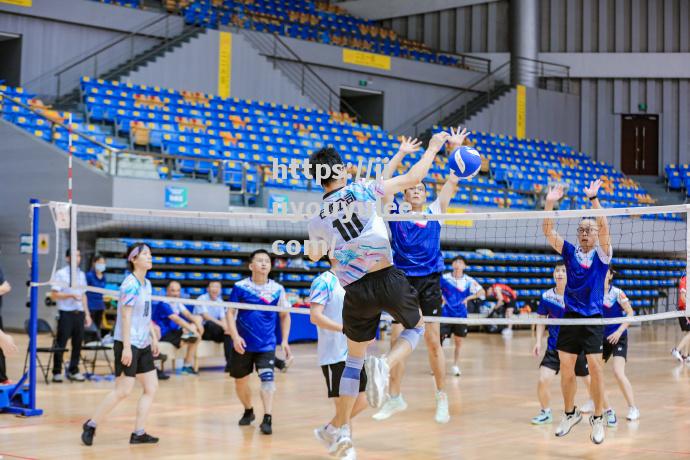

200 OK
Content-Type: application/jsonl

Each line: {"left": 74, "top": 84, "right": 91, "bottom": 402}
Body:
{"left": 24, "top": 14, "right": 184, "bottom": 103}
{"left": 240, "top": 29, "right": 364, "bottom": 120}
{"left": 0, "top": 94, "right": 259, "bottom": 200}
{"left": 401, "top": 56, "right": 573, "bottom": 136}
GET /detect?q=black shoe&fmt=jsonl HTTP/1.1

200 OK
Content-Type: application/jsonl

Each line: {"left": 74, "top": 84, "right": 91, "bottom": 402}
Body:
{"left": 130, "top": 432, "right": 159, "bottom": 444}
{"left": 81, "top": 421, "right": 96, "bottom": 446}
{"left": 260, "top": 414, "right": 272, "bottom": 435}
{"left": 156, "top": 369, "right": 170, "bottom": 380}
{"left": 239, "top": 408, "right": 255, "bottom": 426}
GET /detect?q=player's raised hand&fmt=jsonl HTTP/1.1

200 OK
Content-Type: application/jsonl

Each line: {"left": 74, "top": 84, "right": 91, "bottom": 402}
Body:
{"left": 397, "top": 136, "right": 422, "bottom": 156}
{"left": 448, "top": 126, "right": 469, "bottom": 149}
{"left": 428, "top": 131, "right": 450, "bottom": 152}
{"left": 545, "top": 184, "right": 564, "bottom": 203}
{"left": 584, "top": 179, "right": 602, "bottom": 199}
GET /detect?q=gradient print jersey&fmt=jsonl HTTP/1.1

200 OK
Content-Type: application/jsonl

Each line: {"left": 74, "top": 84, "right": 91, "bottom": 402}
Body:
{"left": 440, "top": 273, "right": 482, "bottom": 318}
{"left": 308, "top": 180, "right": 393, "bottom": 286}
{"left": 229, "top": 278, "right": 289, "bottom": 353}
{"left": 114, "top": 274, "right": 153, "bottom": 349}
{"left": 602, "top": 286, "right": 630, "bottom": 337}
{"left": 308, "top": 270, "right": 348, "bottom": 366}
{"left": 561, "top": 240, "right": 612, "bottom": 316}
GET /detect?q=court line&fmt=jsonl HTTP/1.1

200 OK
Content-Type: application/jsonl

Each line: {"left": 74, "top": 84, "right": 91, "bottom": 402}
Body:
{"left": 0, "top": 452, "right": 39, "bottom": 460}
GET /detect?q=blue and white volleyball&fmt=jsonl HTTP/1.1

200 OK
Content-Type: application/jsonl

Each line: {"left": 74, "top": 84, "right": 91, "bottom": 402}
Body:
{"left": 449, "top": 146, "right": 482, "bottom": 180}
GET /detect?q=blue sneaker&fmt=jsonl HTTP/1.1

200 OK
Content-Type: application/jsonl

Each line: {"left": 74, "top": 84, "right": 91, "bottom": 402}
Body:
{"left": 605, "top": 409, "right": 617, "bottom": 427}
{"left": 531, "top": 409, "right": 553, "bottom": 425}
{"left": 181, "top": 366, "right": 198, "bottom": 375}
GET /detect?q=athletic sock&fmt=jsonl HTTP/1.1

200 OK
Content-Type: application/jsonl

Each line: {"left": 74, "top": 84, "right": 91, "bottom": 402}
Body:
{"left": 325, "top": 423, "right": 338, "bottom": 435}
{"left": 134, "top": 429, "right": 145, "bottom": 436}
{"left": 592, "top": 414, "right": 603, "bottom": 420}
{"left": 565, "top": 408, "right": 575, "bottom": 416}
{"left": 86, "top": 420, "right": 97, "bottom": 429}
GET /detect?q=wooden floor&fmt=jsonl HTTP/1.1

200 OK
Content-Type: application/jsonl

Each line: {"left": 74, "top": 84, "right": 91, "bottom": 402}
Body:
{"left": 1, "top": 323, "right": 689, "bottom": 460}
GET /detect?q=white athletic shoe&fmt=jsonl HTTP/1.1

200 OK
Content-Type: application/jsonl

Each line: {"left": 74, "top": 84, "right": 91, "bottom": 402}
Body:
{"left": 501, "top": 328, "right": 513, "bottom": 338}
{"left": 434, "top": 392, "right": 450, "bottom": 424}
{"left": 328, "top": 425, "right": 353, "bottom": 457}
{"left": 365, "top": 356, "right": 389, "bottom": 409}
{"left": 685, "top": 356, "right": 690, "bottom": 364}
{"left": 590, "top": 415, "right": 606, "bottom": 444}
{"left": 671, "top": 348, "right": 684, "bottom": 362}
{"left": 451, "top": 365, "right": 461, "bottom": 376}
{"left": 372, "top": 394, "right": 407, "bottom": 421}
{"left": 626, "top": 406, "right": 640, "bottom": 421}
{"left": 314, "top": 424, "right": 337, "bottom": 448}
{"left": 580, "top": 400, "right": 595, "bottom": 414}
{"left": 555, "top": 409, "right": 582, "bottom": 437}
{"left": 340, "top": 447, "right": 357, "bottom": 460}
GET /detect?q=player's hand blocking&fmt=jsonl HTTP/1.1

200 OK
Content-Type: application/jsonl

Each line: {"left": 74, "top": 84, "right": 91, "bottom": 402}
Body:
{"left": 427, "top": 131, "right": 451, "bottom": 153}
{"left": 447, "top": 126, "right": 469, "bottom": 150}
{"left": 545, "top": 184, "right": 564, "bottom": 203}
{"left": 584, "top": 179, "right": 602, "bottom": 199}
{"left": 397, "top": 136, "right": 422, "bottom": 156}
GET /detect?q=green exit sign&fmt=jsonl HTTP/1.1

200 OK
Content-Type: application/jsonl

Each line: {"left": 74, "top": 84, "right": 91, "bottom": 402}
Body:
{"left": 638, "top": 103, "right": 647, "bottom": 112}
{"left": 358, "top": 79, "right": 368, "bottom": 87}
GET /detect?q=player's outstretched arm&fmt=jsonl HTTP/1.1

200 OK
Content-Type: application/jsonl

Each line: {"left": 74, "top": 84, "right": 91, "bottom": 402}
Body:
{"left": 437, "top": 127, "right": 469, "bottom": 212}
{"left": 383, "top": 136, "right": 422, "bottom": 180}
{"left": 383, "top": 131, "right": 449, "bottom": 196}
{"left": 585, "top": 179, "right": 611, "bottom": 255}
{"left": 543, "top": 185, "right": 565, "bottom": 254}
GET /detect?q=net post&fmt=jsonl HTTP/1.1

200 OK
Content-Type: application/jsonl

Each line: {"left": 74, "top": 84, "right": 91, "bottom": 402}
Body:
{"left": 14, "top": 199, "right": 44, "bottom": 416}
{"left": 69, "top": 204, "right": 78, "bottom": 289}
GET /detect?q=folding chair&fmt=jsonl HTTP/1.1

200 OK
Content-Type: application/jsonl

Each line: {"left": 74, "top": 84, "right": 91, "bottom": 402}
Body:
{"left": 81, "top": 323, "right": 114, "bottom": 377}
{"left": 22, "top": 319, "right": 68, "bottom": 385}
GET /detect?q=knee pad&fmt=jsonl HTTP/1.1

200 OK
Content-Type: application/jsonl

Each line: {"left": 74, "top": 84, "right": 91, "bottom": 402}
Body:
{"left": 340, "top": 356, "right": 364, "bottom": 397}
{"left": 399, "top": 325, "right": 425, "bottom": 350}
{"left": 258, "top": 368, "right": 275, "bottom": 392}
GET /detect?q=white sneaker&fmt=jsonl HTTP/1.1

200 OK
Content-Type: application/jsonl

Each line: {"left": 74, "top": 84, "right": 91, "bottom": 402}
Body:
{"left": 340, "top": 447, "right": 357, "bottom": 460}
{"left": 365, "top": 356, "right": 389, "bottom": 409}
{"left": 626, "top": 406, "right": 640, "bottom": 421}
{"left": 328, "top": 425, "right": 353, "bottom": 457}
{"left": 314, "top": 424, "right": 337, "bottom": 448}
{"left": 590, "top": 415, "right": 606, "bottom": 444}
{"left": 501, "top": 328, "right": 513, "bottom": 338}
{"left": 451, "top": 365, "right": 461, "bottom": 376}
{"left": 580, "top": 400, "right": 594, "bottom": 414}
{"left": 555, "top": 409, "right": 582, "bottom": 437}
{"left": 372, "top": 394, "right": 407, "bottom": 421}
{"left": 434, "top": 392, "right": 450, "bottom": 424}
{"left": 68, "top": 372, "right": 86, "bottom": 382}
{"left": 671, "top": 348, "right": 684, "bottom": 362}
{"left": 685, "top": 356, "right": 690, "bottom": 364}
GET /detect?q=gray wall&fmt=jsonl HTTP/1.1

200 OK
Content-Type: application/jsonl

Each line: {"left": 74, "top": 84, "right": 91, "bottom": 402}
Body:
{"left": 0, "top": 0, "right": 184, "bottom": 98}
{"left": 112, "top": 177, "right": 230, "bottom": 212}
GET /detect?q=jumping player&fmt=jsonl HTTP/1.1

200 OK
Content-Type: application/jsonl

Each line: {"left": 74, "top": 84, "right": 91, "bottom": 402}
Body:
{"left": 310, "top": 265, "right": 366, "bottom": 459}
{"left": 373, "top": 127, "right": 467, "bottom": 424}
{"left": 306, "top": 130, "right": 451, "bottom": 455}
{"left": 81, "top": 243, "right": 159, "bottom": 446}
{"left": 226, "top": 249, "right": 292, "bottom": 436}
{"left": 532, "top": 262, "right": 592, "bottom": 425}
{"left": 543, "top": 179, "right": 612, "bottom": 445}
{"left": 600, "top": 268, "right": 639, "bottom": 424}
{"left": 439, "top": 255, "right": 485, "bottom": 377}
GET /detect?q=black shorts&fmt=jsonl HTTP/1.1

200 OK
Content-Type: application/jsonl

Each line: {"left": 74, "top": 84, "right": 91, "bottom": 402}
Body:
{"left": 343, "top": 266, "right": 422, "bottom": 343}
{"left": 160, "top": 328, "right": 183, "bottom": 348}
{"left": 406, "top": 273, "right": 443, "bottom": 317}
{"left": 321, "top": 361, "right": 367, "bottom": 398}
{"left": 540, "top": 348, "right": 589, "bottom": 376}
{"left": 114, "top": 341, "right": 156, "bottom": 378}
{"left": 229, "top": 349, "right": 275, "bottom": 379}
{"left": 603, "top": 334, "right": 628, "bottom": 361}
{"left": 556, "top": 312, "right": 604, "bottom": 355}
{"left": 678, "top": 316, "right": 690, "bottom": 332}
{"left": 440, "top": 323, "right": 468, "bottom": 339}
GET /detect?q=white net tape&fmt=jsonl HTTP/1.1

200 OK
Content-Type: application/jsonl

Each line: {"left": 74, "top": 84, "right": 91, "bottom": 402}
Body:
{"left": 37, "top": 201, "right": 689, "bottom": 327}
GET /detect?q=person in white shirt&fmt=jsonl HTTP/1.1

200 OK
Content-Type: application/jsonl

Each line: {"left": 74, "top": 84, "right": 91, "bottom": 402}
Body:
{"left": 50, "top": 248, "right": 92, "bottom": 383}
{"left": 194, "top": 281, "right": 233, "bottom": 370}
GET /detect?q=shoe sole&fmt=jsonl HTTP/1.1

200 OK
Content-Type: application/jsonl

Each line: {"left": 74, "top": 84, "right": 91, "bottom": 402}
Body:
{"left": 531, "top": 419, "right": 553, "bottom": 425}
{"left": 435, "top": 415, "right": 450, "bottom": 424}
{"left": 555, "top": 414, "right": 582, "bottom": 437}
{"left": 329, "top": 438, "right": 353, "bottom": 457}
{"left": 81, "top": 434, "right": 93, "bottom": 446}
{"left": 590, "top": 433, "right": 605, "bottom": 444}
{"left": 371, "top": 402, "right": 407, "bottom": 421}
{"left": 365, "top": 358, "right": 385, "bottom": 408}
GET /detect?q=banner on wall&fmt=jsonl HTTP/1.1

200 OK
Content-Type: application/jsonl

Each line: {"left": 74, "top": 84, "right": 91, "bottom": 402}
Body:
{"left": 444, "top": 207, "right": 473, "bottom": 227}
{"left": 516, "top": 84, "right": 526, "bottom": 139}
{"left": 218, "top": 32, "right": 232, "bottom": 98}
{"left": 0, "top": 0, "right": 32, "bottom": 6}
{"left": 342, "top": 49, "right": 391, "bottom": 71}
{"left": 165, "top": 185, "right": 188, "bottom": 208}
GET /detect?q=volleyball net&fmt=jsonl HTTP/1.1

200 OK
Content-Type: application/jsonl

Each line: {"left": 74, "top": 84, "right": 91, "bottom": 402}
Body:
{"left": 36, "top": 200, "right": 690, "bottom": 327}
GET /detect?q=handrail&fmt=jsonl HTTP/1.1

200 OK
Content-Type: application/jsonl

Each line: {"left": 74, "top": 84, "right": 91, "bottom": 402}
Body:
{"left": 54, "top": 14, "right": 171, "bottom": 80}
{"left": 269, "top": 33, "right": 364, "bottom": 120}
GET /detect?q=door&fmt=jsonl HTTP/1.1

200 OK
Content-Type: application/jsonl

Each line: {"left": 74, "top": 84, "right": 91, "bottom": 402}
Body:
{"left": 621, "top": 115, "right": 658, "bottom": 175}
{"left": 0, "top": 32, "right": 22, "bottom": 87}
{"left": 340, "top": 87, "right": 384, "bottom": 127}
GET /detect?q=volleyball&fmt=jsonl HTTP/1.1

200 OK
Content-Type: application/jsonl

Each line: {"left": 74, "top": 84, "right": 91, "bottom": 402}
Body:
{"left": 449, "top": 146, "right": 482, "bottom": 180}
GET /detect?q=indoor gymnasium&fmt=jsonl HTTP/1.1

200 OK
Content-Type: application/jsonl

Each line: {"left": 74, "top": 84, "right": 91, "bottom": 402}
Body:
{"left": 0, "top": 0, "right": 689, "bottom": 459}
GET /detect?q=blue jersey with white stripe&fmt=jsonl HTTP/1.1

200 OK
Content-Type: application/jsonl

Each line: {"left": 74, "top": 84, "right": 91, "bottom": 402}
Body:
{"left": 537, "top": 288, "right": 566, "bottom": 351}
{"left": 440, "top": 273, "right": 482, "bottom": 318}
{"left": 602, "top": 286, "right": 630, "bottom": 337}
{"left": 389, "top": 199, "right": 445, "bottom": 277}
{"left": 229, "top": 278, "right": 289, "bottom": 353}
{"left": 561, "top": 241, "right": 611, "bottom": 317}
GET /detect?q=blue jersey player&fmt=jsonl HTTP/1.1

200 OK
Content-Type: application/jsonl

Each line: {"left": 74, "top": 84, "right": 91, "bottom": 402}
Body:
{"left": 439, "top": 255, "right": 484, "bottom": 377}
{"left": 374, "top": 128, "right": 468, "bottom": 425}
{"left": 543, "top": 179, "right": 612, "bottom": 444}
{"left": 307, "top": 130, "right": 451, "bottom": 456}
{"left": 531, "top": 262, "right": 592, "bottom": 425}
{"left": 226, "top": 249, "right": 292, "bottom": 436}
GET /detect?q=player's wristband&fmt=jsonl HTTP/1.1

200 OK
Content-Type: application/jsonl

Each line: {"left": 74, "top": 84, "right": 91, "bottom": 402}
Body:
{"left": 589, "top": 195, "right": 598, "bottom": 201}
